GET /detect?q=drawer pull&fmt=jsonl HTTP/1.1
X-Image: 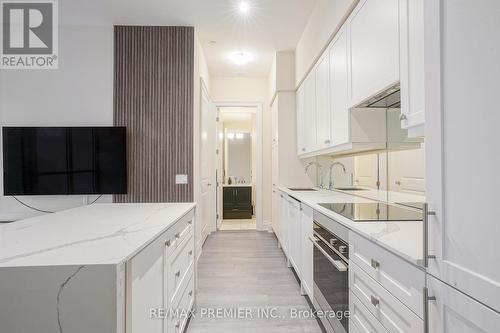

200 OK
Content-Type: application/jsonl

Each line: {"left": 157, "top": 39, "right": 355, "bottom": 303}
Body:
{"left": 188, "top": 290, "right": 193, "bottom": 297}
{"left": 175, "top": 270, "right": 181, "bottom": 277}
{"left": 175, "top": 233, "right": 180, "bottom": 239}
{"left": 175, "top": 320, "right": 180, "bottom": 329}
{"left": 370, "top": 295, "right": 380, "bottom": 307}
{"left": 165, "top": 240, "right": 171, "bottom": 247}
{"left": 371, "top": 259, "right": 380, "bottom": 269}
{"left": 188, "top": 220, "right": 192, "bottom": 225}
{"left": 188, "top": 250, "right": 193, "bottom": 256}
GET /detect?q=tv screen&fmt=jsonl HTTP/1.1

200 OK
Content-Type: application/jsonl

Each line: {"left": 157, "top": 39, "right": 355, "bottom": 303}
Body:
{"left": 3, "top": 127, "right": 127, "bottom": 195}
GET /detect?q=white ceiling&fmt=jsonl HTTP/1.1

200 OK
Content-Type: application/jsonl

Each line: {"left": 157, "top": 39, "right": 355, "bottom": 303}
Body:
{"left": 110, "top": 0, "right": 317, "bottom": 77}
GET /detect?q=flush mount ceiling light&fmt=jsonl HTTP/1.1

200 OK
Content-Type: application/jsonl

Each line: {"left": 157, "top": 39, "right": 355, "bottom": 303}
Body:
{"left": 239, "top": 1, "right": 250, "bottom": 14}
{"left": 228, "top": 51, "right": 252, "bottom": 66}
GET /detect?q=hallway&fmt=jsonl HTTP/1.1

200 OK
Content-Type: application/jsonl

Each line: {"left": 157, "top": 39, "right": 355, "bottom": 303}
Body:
{"left": 187, "top": 231, "right": 323, "bottom": 333}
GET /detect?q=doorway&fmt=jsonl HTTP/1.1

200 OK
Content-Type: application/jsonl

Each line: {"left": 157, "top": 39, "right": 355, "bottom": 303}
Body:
{"left": 215, "top": 103, "right": 263, "bottom": 231}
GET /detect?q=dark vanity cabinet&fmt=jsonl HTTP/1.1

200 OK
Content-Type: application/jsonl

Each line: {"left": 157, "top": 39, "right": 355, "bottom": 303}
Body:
{"left": 223, "top": 186, "right": 252, "bottom": 219}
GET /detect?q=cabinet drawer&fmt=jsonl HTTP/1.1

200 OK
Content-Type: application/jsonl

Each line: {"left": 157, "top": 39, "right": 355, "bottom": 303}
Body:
{"left": 165, "top": 233, "right": 194, "bottom": 307}
{"left": 350, "top": 261, "right": 423, "bottom": 332}
{"left": 350, "top": 291, "right": 389, "bottom": 333}
{"left": 349, "top": 231, "right": 425, "bottom": 317}
{"left": 168, "top": 274, "right": 195, "bottom": 333}
{"left": 165, "top": 211, "right": 194, "bottom": 257}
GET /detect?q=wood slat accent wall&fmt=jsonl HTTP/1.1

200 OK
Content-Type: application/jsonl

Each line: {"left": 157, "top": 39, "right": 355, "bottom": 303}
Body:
{"left": 113, "top": 26, "right": 194, "bottom": 203}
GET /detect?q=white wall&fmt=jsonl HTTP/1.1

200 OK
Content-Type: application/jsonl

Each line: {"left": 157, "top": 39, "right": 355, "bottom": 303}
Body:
{"left": 295, "top": 0, "right": 356, "bottom": 87}
{"left": 210, "top": 76, "right": 272, "bottom": 227}
{"left": 0, "top": 24, "right": 114, "bottom": 221}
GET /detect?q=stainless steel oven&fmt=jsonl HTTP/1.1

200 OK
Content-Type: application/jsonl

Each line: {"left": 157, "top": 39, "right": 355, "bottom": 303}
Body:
{"left": 311, "top": 212, "right": 349, "bottom": 333}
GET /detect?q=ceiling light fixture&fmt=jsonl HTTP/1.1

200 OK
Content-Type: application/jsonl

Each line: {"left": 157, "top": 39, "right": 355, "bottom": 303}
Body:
{"left": 239, "top": 1, "right": 250, "bottom": 14}
{"left": 228, "top": 51, "right": 252, "bottom": 66}
{"left": 235, "top": 133, "right": 244, "bottom": 139}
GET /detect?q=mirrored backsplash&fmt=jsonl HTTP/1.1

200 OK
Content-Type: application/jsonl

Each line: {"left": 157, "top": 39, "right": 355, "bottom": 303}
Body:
{"left": 305, "top": 108, "right": 425, "bottom": 204}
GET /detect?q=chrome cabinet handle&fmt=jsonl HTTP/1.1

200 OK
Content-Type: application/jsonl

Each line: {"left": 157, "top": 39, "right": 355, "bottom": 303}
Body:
{"left": 175, "top": 270, "right": 180, "bottom": 277}
{"left": 165, "top": 240, "right": 171, "bottom": 247}
{"left": 175, "top": 233, "right": 180, "bottom": 239}
{"left": 188, "top": 220, "right": 192, "bottom": 225}
{"left": 424, "top": 287, "right": 437, "bottom": 333}
{"left": 423, "top": 203, "right": 437, "bottom": 268}
{"left": 370, "top": 295, "right": 380, "bottom": 307}
{"left": 302, "top": 148, "right": 306, "bottom": 151}
{"left": 309, "top": 236, "right": 348, "bottom": 272}
{"left": 175, "top": 320, "right": 180, "bottom": 329}
{"left": 188, "top": 290, "right": 193, "bottom": 297}
{"left": 324, "top": 139, "right": 330, "bottom": 144}
{"left": 371, "top": 259, "right": 380, "bottom": 269}
{"left": 188, "top": 250, "right": 193, "bottom": 256}
{"left": 400, "top": 113, "right": 407, "bottom": 120}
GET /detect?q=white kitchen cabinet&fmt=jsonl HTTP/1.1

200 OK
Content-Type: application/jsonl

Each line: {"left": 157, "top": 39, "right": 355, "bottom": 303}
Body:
{"left": 328, "top": 25, "right": 350, "bottom": 147}
{"left": 315, "top": 54, "right": 331, "bottom": 149}
{"left": 126, "top": 236, "right": 164, "bottom": 333}
{"left": 424, "top": 0, "right": 500, "bottom": 313}
{"left": 348, "top": 0, "right": 400, "bottom": 107}
{"left": 287, "top": 197, "right": 301, "bottom": 276}
{"left": 303, "top": 71, "right": 317, "bottom": 153}
{"left": 280, "top": 192, "right": 290, "bottom": 257}
{"left": 296, "top": 85, "right": 305, "bottom": 155}
{"left": 399, "top": 0, "right": 425, "bottom": 135}
{"left": 427, "top": 275, "right": 500, "bottom": 333}
{"left": 300, "top": 204, "right": 313, "bottom": 299}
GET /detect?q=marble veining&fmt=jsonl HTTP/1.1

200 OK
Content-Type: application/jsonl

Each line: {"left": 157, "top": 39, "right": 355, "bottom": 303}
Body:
{"left": 0, "top": 203, "right": 195, "bottom": 267}
{"left": 57, "top": 265, "right": 85, "bottom": 333}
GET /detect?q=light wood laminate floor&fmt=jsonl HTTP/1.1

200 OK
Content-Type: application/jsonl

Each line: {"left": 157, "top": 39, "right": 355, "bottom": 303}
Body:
{"left": 186, "top": 231, "right": 323, "bottom": 333}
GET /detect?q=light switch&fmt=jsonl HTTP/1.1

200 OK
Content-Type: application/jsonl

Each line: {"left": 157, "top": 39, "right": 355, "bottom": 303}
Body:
{"left": 176, "top": 174, "right": 188, "bottom": 184}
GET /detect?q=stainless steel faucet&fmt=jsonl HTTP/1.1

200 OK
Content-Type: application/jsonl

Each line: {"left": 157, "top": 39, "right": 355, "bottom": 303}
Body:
{"left": 304, "top": 162, "right": 324, "bottom": 188}
{"left": 328, "top": 162, "right": 347, "bottom": 190}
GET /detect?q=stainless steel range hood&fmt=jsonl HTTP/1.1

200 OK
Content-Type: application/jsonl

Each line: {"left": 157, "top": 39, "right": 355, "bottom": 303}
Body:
{"left": 355, "top": 84, "right": 401, "bottom": 108}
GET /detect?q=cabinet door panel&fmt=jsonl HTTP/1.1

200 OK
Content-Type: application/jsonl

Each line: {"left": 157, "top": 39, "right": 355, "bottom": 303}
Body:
{"left": 425, "top": 0, "right": 500, "bottom": 313}
{"left": 126, "top": 239, "right": 163, "bottom": 333}
{"left": 287, "top": 198, "right": 301, "bottom": 275}
{"left": 427, "top": 275, "right": 500, "bottom": 333}
{"left": 300, "top": 204, "right": 313, "bottom": 299}
{"left": 296, "top": 86, "right": 306, "bottom": 154}
{"left": 315, "top": 55, "right": 331, "bottom": 148}
{"left": 349, "top": 0, "right": 399, "bottom": 106}
{"left": 304, "top": 72, "right": 317, "bottom": 152}
{"left": 329, "top": 27, "right": 350, "bottom": 146}
{"left": 399, "top": 0, "right": 425, "bottom": 130}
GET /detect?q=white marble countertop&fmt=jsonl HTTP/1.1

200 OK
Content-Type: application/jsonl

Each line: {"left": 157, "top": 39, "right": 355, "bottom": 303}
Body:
{"left": 279, "top": 187, "right": 424, "bottom": 267}
{"left": 223, "top": 183, "right": 252, "bottom": 187}
{"left": 0, "top": 203, "right": 195, "bottom": 267}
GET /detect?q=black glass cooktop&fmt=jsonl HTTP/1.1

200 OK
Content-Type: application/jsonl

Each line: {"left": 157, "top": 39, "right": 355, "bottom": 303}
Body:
{"left": 318, "top": 202, "right": 423, "bottom": 222}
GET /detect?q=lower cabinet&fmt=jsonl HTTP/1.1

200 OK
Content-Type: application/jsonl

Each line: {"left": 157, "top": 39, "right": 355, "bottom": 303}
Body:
{"left": 126, "top": 210, "right": 195, "bottom": 333}
{"left": 287, "top": 197, "right": 301, "bottom": 275}
{"left": 280, "top": 192, "right": 290, "bottom": 256}
{"left": 427, "top": 274, "right": 500, "bottom": 333}
{"left": 300, "top": 204, "right": 313, "bottom": 299}
{"left": 223, "top": 186, "right": 252, "bottom": 219}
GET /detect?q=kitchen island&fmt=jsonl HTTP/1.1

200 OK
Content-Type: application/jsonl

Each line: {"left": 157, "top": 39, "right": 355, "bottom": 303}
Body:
{"left": 0, "top": 203, "right": 196, "bottom": 333}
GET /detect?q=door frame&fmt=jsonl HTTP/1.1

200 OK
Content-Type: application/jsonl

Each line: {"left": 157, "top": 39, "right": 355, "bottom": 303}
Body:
{"left": 214, "top": 101, "right": 264, "bottom": 231}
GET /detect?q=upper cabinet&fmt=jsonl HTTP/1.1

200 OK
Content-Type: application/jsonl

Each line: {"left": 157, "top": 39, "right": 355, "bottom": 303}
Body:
{"left": 315, "top": 54, "right": 331, "bottom": 149}
{"left": 348, "top": 0, "right": 400, "bottom": 107}
{"left": 303, "top": 71, "right": 318, "bottom": 153}
{"left": 399, "top": 0, "right": 425, "bottom": 135}
{"left": 329, "top": 26, "right": 350, "bottom": 147}
{"left": 296, "top": 85, "right": 305, "bottom": 155}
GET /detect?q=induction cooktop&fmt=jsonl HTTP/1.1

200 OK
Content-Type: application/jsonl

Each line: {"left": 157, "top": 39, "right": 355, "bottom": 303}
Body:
{"left": 318, "top": 202, "right": 423, "bottom": 222}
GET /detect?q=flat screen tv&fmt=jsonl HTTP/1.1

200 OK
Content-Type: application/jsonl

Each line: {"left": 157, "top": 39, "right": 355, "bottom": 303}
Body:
{"left": 3, "top": 127, "right": 127, "bottom": 195}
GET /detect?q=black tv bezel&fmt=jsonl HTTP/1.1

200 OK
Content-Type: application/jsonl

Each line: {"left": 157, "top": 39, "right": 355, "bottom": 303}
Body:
{"left": 2, "top": 126, "right": 128, "bottom": 196}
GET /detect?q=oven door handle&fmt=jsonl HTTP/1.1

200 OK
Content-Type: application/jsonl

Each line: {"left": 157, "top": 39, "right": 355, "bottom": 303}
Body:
{"left": 309, "top": 236, "right": 348, "bottom": 272}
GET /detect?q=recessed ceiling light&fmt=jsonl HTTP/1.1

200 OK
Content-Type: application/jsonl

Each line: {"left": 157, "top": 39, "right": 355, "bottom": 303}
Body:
{"left": 239, "top": 1, "right": 249, "bottom": 14}
{"left": 228, "top": 51, "right": 252, "bottom": 66}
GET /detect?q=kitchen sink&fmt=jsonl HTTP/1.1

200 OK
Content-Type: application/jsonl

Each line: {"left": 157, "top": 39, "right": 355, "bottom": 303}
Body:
{"left": 288, "top": 188, "right": 317, "bottom": 191}
{"left": 334, "top": 187, "right": 367, "bottom": 191}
